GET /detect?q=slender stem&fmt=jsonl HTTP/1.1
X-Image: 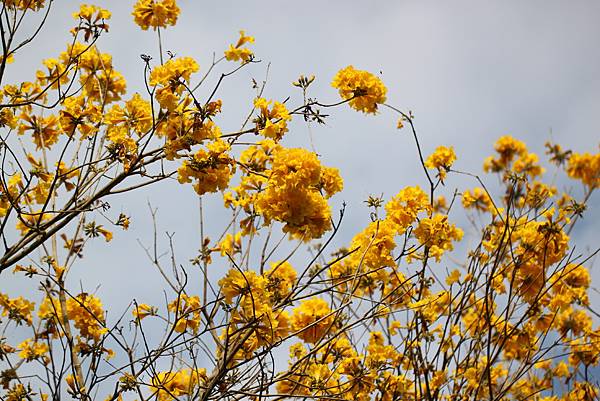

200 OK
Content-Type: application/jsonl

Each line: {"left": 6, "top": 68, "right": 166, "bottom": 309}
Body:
{"left": 157, "top": 26, "right": 164, "bottom": 65}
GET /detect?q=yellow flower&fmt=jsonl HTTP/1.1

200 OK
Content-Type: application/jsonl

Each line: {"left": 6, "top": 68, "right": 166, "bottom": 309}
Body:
{"left": 177, "top": 139, "right": 235, "bottom": 195}
{"left": 66, "top": 293, "right": 107, "bottom": 341}
{"left": 18, "top": 338, "right": 49, "bottom": 362}
{"left": 553, "top": 361, "right": 569, "bottom": 377}
{"left": 149, "top": 57, "right": 199, "bottom": 111}
{"left": 2, "top": 0, "right": 45, "bottom": 11}
{"left": 483, "top": 135, "right": 527, "bottom": 172}
{"left": 291, "top": 298, "right": 334, "bottom": 343}
{"left": 0, "top": 294, "right": 35, "bottom": 325}
{"left": 106, "top": 93, "right": 152, "bottom": 136}
{"left": 462, "top": 187, "right": 494, "bottom": 213}
{"left": 132, "top": 0, "right": 180, "bottom": 30}
{"left": 255, "top": 147, "right": 342, "bottom": 240}
{"left": 218, "top": 269, "right": 267, "bottom": 305}
{"left": 224, "top": 30, "right": 255, "bottom": 63}
{"left": 445, "top": 269, "right": 461, "bottom": 285}
{"left": 566, "top": 150, "right": 600, "bottom": 189}
{"left": 219, "top": 232, "right": 242, "bottom": 257}
{"left": 15, "top": 211, "right": 51, "bottom": 235}
{"left": 384, "top": 185, "right": 431, "bottom": 234}
{"left": 425, "top": 146, "right": 456, "bottom": 181}
{"left": 331, "top": 65, "right": 387, "bottom": 113}
{"left": 132, "top": 303, "right": 156, "bottom": 321}
{"left": 150, "top": 369, "right": 207, "bottom": 401}
{"left": 168, "top": 294, "right": 201, "bottom": 333}
{"left": 411, "top": 214, "right": 463, "bottom": 262}
{"left": 253, "top": 97, "right": 291, "bottom": 141}
{"left": 71, "top": 4, "right": 111, "bottom": 41}
{"left": 18, "top": 113, "right": 61, "bottom": 150}
{"left": 512, "top": 152, "right": 544, "bottom": 178}
{"left": 265, "top": 261, "right": 297, "bottom": 301}
{"left": 319, "top": 166, "right": 344, "bottom": 198}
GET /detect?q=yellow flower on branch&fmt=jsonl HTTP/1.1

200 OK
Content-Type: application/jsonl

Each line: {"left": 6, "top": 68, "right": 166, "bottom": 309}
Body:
{"left": 149, "top": 57, "right": 199, "bottom": 111}
{"left": 150, "top": 369, "right": 207, "bottom": 401}
{"left": 566, "top": 150, "right": 600, "bottom": 189}
{"left": 2, "top": 0, "right": 45, "bottom": 11}
{"left": 425, "top": 146, "right": 456, "bottom": 181}
{"left": 254, "top": 147, "right": 343, "bottom": 240}
{"left": 253, "top": 97, "right": 291, "bottom": 141}
{"left": 412, "top": 213, "right": 463, "bottom": 262}
{"left": 66, "top": 293, "right": 107, "bottom": 342}
{"left": 71, "top": 4, "right": 111, "bottom": 41}
{"left": 291, "top": 298, "right": 335, "bottom": 343}
{"left": 384, "top": 185, "right": 431, "bottom": 235}
{"left": 177, "top": 139, "right": 235, "bottom": 195}
{"left": 265, "top": 261, "right": 297, "bottom": 302}
{"left": 332, "top": 65, "right": 387, "bottom": 114}
{"left": 224, "top": 30, "right": 255, "bottom": 63}
{"left": 0, "top": 294, "right": 35, "bottom": 326}
{"left": 18, "top": 338, "right": 49, "bottom": 362}
{"left": 168, "top": 294, "right": 201, "bottom": 333}
{"left": 132, "top": 303, "right": 157, "bottom": 321}
{"left": 132, "top": 0, "right": 180, "bottom": 31}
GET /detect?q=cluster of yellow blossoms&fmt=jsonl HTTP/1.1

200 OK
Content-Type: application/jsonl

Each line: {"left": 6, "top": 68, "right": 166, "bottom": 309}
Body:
{"left": 38, "top": 293, "right": 107, "bottom": 342}
{"left": 224, "top": 30, "right": 255, "bottom": 63}
{"left": 329, "top": 184, "right": 462, "bottom": 303}
{"left": 331, "top": 65, "right": 387, "bottom": 113}
{"left": 132, "top": 0, "right": 180, "bottom": 30}
{"left": 253, "top": 97, "right": 291, "bottom": 141}
{"left": 566, "top": 149, "right": 600, "bottom": 188}
{"left": 425, "top": 145, "right": 456, "bottom": 181}
{"left": 177, "top": 139, "right": 236, "bottom": 196}
{"left": 216, "top": 262, "right": 297, "bottom": 362}
{"left": 2, "top": 0, "right": 45, "bottom": 11}
{"left": 149, "top": 56, "right": 199, "bottom": 111}
{"left": 255, "top": 147, "right": 343, "bottom": 239}
{"left": 150, "top": 369, "right": 207, "bottom": 401}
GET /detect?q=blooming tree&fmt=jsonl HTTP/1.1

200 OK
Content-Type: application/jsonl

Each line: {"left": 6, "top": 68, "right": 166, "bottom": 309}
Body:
{"left": 1, "top": 1, "right": 599, "bottom": 401}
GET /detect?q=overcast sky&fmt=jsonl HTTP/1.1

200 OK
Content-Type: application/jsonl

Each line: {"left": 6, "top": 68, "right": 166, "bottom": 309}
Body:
{"left": 3, "top": 0, "right": 600, "bottom": 342}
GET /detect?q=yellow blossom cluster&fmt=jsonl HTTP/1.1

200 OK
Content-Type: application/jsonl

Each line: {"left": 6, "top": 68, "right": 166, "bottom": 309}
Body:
{"left": 290, "top": 298, "right": 335, "bottom": 344}
{"left": 254, "top": 147, "right": 343, "bottom": 240}
{"left": 566, "top": 150, "right": 600, "bottom": 188}
{"left": 132, "top": 0, "right": 180, "bottom": 30}
{"left": 483, "top": 135, "right": 544, "bottom": 178}
{"left": 17, "top": 339, "right": 49, "bottom": 362}
{"left": 71, "top": 4, "right": 111, "bottom": 41}
{"left": 150, "top": 369, "right": 207, "bottom": 401}
{"left": 168, "top": 294, "right": 202, "bottom": 333}
{"left": 385, "top": 185, "right": 431, "bottom": 234}
{"left": 224, "top": 30, "right": 255, "bottom": 63}
{"left": 331, "top": 65, "right": 387, "bottom": 113}
{"left": 462, "top": 187, "right": 494, "bottom": 212}
{"left": 177, "top": 139, "right": 235, "bottom": 195}
{"left": 425, "top": 145, "right": 456, "bottom": 181}
{"left": 160, "top": 98, "right": 223, "bottom": 159}
{"left": 149, "top": 56, "right": 199, "bottom": 111}
{"left": 65, "top": 293, "right": 107, "bottom": 342}
{"left": 37, "top": 294, "right": 107, "bottom": 343}
{"left": 0, "top": 293, "right": 35, "bottom": 325}
{"left": 253, "top": 97, "right": 291, "bottom": 141}
{"left": 217, "top": 265, "right": 297, "bottom": 361}
{"left": 411, "top": 213, "right": 464, "bottom": 262}
{"left": 2, "top": 0, "right": 45, "bottom": 11}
